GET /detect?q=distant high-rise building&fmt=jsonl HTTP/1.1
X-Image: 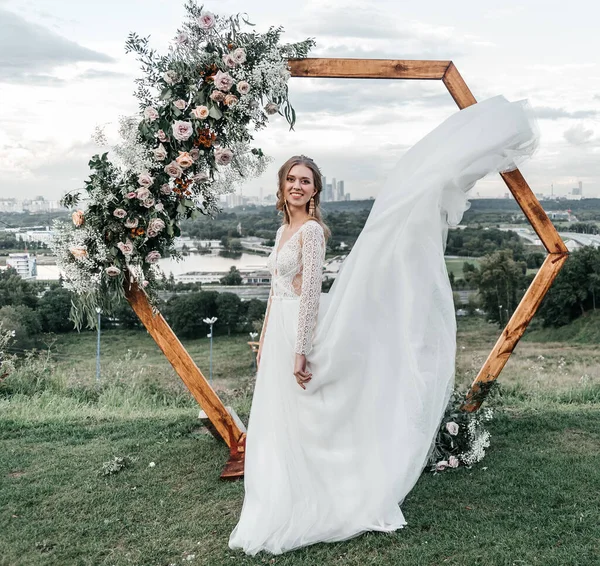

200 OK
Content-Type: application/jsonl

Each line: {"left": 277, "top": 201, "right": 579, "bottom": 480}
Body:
{"left": 331, "top": 178, "right": 337, "bottom": 201}
{"left": 337, "top": 180, "right": 345, "bottom": 200}
{"left": 325, "top": 183, "right": 333, "bottom": 202}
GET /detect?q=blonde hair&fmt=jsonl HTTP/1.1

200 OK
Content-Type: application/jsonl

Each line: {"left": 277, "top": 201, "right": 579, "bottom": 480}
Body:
{"left": 276, "top": 155, "right": 331, "bottom": 240}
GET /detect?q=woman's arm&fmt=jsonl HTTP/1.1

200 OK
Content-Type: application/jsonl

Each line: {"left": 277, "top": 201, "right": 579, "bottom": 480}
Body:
{"left": 294, "top": 221, "right": 326, "bottom": 356}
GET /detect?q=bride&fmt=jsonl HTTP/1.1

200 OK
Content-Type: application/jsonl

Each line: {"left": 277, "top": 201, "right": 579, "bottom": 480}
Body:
{"left": 228, "top": 95, "right": 539, "bottom": 556}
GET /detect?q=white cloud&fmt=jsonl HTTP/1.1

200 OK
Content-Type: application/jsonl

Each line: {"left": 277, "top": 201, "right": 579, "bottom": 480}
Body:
{"left": 563, "top": 123, "right": 595, "bottom": 146}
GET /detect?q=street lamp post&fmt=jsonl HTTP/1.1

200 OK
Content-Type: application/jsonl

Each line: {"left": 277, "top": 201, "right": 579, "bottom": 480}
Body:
{"left": 95, "top": 307, "right": 102, "bottom": 385}
{"left": 203, "top": 316, "right": 218, "bottom": 385}
{"left": 249, "top": 332, "right": 258, "bottom": 371}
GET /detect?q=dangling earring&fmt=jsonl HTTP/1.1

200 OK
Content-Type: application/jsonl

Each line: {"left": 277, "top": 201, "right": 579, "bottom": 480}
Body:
{"left": 309, "top": 196, "right": 315, "bottom": 217}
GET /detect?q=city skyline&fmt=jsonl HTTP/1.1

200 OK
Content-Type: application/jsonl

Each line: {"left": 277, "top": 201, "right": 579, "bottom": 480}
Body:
{"left": 1, "top": 0, "right": 598, "bottom": 202}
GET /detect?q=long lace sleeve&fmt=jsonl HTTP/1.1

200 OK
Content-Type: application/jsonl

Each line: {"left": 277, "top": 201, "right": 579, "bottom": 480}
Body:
{"left": 294, "top": 221, "right": 326, "bottom": 356}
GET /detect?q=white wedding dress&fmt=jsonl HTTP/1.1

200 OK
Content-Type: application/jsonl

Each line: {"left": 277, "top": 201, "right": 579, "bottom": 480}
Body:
{"left": 228, "top": 95, "right": 539, "bottom": 555}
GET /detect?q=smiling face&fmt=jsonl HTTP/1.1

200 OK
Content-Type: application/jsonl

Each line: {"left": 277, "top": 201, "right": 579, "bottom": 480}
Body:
{"left": 284, "top": 164, "right": 316, "bottom": 208}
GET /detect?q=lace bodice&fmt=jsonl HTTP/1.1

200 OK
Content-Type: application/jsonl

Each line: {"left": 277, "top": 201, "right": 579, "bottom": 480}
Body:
{"left": 260, "top": 220, "right": 326, "bottom": 356}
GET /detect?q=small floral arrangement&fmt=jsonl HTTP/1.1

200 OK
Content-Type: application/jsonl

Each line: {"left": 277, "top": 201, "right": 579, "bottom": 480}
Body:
{"left": 427, "top": 389, "right": 494, "bottom": 472}
{"left": 52, "top": 1, "right": 315, "bottom": 329}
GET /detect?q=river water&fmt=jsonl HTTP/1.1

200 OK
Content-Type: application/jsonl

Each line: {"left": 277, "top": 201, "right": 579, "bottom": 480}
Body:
{"left": 34, "top": 252, "right": 269, "bottom": 281}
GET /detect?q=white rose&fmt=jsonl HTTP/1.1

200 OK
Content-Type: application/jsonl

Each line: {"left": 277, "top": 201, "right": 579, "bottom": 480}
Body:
{"left": 197, "top": 12, "right": 215, "bottom": 29}
{"left": 164, "top": 161, "right": 184, "bottom": 178}
{"left": 232, "top": 48, "right": 246, "bottom": 64}
{"left": 173, "top": 99, "right": 187, "bottom": 110}
{"left": 113, "top": 208, "right": 127, "bottom": 219}
{"left": 174, "top": 32, "right": 188, "bottom": 45}
{"left": 445, "top": 422, "right": 459, "bottom": 436}
{"left": 222, "top": 53, "right": 237, "bottom": 68}
{"left": 448, "top": 456, "right": 460, "bottom": 468}
{"left": 213, "top": 70, "right": 234, "bottom": 92}
{"left": 144, "top": 106, "right": 159, "bottom": 122}
{"left": 172, "top": 120, "right": 194, "bottom": 141}
{"left": 138, "top": 173, "right": 153, "bottom": 188}
{"left": 236, "top": 81, "right": 250, "bottom": 95}
{"left": 136, "top": 187, "right": 151, "bottom": 201}
{"left": 152, "top": 143, "right": 168, "bottom": 161}
{"left": 142, "top": 197, "right": 156, "bottom": 209}
{"left": 106, "top": 266, "right": 121, "bottom": 277}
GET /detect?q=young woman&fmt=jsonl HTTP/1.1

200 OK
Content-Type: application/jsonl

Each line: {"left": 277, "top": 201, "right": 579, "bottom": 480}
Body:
{"left": 229, "top": 95, "right": 539, "bottom": 556}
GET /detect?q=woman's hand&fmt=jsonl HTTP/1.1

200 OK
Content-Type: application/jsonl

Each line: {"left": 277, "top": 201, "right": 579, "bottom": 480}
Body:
{"left": 293, "top": 353, "right": 312, "bottom": 389}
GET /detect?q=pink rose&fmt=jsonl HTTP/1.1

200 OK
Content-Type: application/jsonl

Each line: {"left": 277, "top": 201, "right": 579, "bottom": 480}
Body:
{"left": 435, "top": 460, "right": 448, "bottom": 472}
{"left": 106, "top": 266, "right": 121, "bottom": 277}
{"left": 448, "top": 456, "right": 459, "bottom": 468}
{"left": 446, "top": 422, "right": 459, "bottom": 436}
{"left": 222, "top": 53, "right": 236, "bottom": 68}
{"left": 145, "top": 250, "right": 162, "bottom": 263}
{"left": 147, "top": 218, "right": 166, "bottom": 237}
{"left": 117, "top": 240, "right": 134, "bottom": 256}
{"left": 174, "top": 32, "right": 188, "bottom": 45}
{"left": 210, "top": 90, "right": 225, "bottom": 103}
{"left": 214, "top": 147, "right": 233, "bottom": 166}
{"left": 142, "top": 280, "right": 149, "bottom": 288}
{"left": 213, "top": 70, "right": 234, "bottom": 92}
{"left": 136, "top": 187, "right": 151, "bottom": 201}
{"left": 138, "top": 173, "right": 153, "bottom": 188}
{"left": 113, "top": 208, "right": 127, "bottom": 219}
{"left": 160, "top": 184, "right": 173, "bottom": 195}
{"left": 264, "top": 102, "right": 279, "bottom": 115}
{"left": 236, "top": 81, "right": 250, "bottom": 95}
{"left": 125, "top": 191, "right": 137, "bottom": 199}
{"left": 157, "top": 130, "right": 168, "bottom": 143}
{"left": 142, "top": 197, "right": 156, "bottom": 209}
{"left": 232, "top": 48, "right": 246, "bottom": 64}
{"left": 191, "top": 105, "right": 209, "bottom": 120}
{"left": 176, "top": 151, "right": 194, "bottom": 169}
{"left": 172, "top": 120, "right": 194, "bottom": 141}
{"left": 164, "top": 161, "right": 183, "bottom": 178}
{"left": 224, "top": 94, "right": 238, "bottom": 106}
{"left": 189, "top": 148, "right": 200, "bottom": 161}
{"left": 144, "top": 106, "right": 159, "bottom": 122}
{"left": 71, "top": 210, "right": 84, "bottom": 227}
{"left": 124, "top": 217, "right": 139, "bottom": 229}
{"left": 163, "top": 70, "right": 179, "bottom": 84}
{"left": 197, "top": 11, "right": 215, "bottom": 29}
{"left": 152, "top": 143, "right": 168, "bottom": 161}
{"left": 155, "top": 203, "right": 165, "bottom": 212}
{"left": 173, "top": 99, "right": 187, "bottom": 110}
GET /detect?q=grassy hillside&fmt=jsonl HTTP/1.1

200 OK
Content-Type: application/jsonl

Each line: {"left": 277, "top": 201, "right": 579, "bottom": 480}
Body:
{"left": 2, "top": 318, "right": 600, "bottom": 565}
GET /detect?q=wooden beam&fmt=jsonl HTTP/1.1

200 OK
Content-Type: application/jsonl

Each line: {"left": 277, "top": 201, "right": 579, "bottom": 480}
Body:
{"left": 288, "top": 58, "right": 451, "bottom": 80}
{"left": 442, "top": 62, "right": 477, "bottom": 109}
{"left": 501, "top": 169, "right": 569, "bottom": 254}
{"left": 123, "top": 275, "right": 244, "bottom": 449}
{"left": 461, "top": 251, "right": 569, "bottom": 412}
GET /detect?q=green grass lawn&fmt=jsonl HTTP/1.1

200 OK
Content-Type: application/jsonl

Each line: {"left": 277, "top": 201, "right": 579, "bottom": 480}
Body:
{"left": 2, "top": 321, "right": 600, "bottom": 565}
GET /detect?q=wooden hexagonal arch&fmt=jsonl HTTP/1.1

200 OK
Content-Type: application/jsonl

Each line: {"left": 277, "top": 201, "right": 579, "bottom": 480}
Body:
{"left": 124, "top": 58, "right": 569, "bottom": 478}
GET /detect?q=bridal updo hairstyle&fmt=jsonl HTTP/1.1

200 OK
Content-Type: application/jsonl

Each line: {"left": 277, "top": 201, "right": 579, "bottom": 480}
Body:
{"left": 276, "top": 155, "right": 331, "bottom": 240}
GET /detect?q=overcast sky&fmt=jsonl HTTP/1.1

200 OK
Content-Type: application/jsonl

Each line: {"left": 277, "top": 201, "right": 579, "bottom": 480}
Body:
{"left": 1, "top": 0, "right": 598, "bottom": 203}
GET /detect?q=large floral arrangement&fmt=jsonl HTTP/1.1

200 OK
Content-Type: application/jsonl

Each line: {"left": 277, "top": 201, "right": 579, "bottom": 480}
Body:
{"left": 427, "top": 389, "right": 495, "bottom": 472}
{"left": 52, "top": 1, "right": 315, "bottom": 329}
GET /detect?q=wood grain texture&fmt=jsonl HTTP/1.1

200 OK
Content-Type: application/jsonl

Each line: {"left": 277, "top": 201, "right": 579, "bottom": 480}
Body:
{"left": 123, "top": 275, "right": 244, "bottom": 448}
{"left": 442, "top": 62, "right": 477, "bottom": 109}
{"left": 461, "top": 251, "right": 569, "bottom": 412}
{"left": 288, "top": 58, "right": 451, "bottom": 79}
{"left": 501, "top": 169, "right": 569, "bottom": 254}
